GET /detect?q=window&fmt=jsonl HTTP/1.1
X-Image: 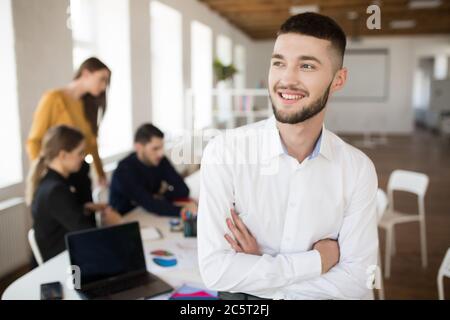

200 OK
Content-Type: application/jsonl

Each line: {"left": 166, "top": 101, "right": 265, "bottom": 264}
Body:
{"left": 434, "top": 54, "right": 448, "bottom": 80}
{"left": 216, "top": 35, "right": 233, "bottom": 125}
{"left": 150, "top": 1, "right": 183, "bottom": 134}
{"left": 234, "top": 45, "right": 246, "bottom": 89}
{"left": 216, "top": 34, "right": 232, "bottom": 66}
{"left": 69, "top": 0, "right": 96, "bottom": 70}
{"left": 191, "top": 20, "right": 213, "bottom": 130}
{"left": 0, "top": 0, "right": 22, "bottom": 188}
{"left": 70, "top": 0, "right": 132, "bottom": 158}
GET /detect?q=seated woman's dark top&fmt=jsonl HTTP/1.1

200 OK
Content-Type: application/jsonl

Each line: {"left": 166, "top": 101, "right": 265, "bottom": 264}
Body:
{"left": 32, "top": 168, "right": 96, "bottom": 262}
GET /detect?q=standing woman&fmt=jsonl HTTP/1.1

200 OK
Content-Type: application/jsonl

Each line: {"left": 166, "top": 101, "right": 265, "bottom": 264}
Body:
{"left": 27, "top": 57, "right": 111, "bottom": 203}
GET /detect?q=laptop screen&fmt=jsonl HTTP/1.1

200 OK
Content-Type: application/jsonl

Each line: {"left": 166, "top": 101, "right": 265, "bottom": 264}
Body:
{"left": 66, "top": 222, "right": 147, "bottom": 288}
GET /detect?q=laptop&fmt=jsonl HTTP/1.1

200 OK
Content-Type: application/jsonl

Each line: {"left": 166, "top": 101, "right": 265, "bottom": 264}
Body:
{"left": 65, "top": 221, "right": 173, "bottom": 300}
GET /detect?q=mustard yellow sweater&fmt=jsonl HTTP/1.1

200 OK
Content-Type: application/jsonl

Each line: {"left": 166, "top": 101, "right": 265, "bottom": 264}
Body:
{"left": 26, "top": 89, "right": 105, "bottom": 178}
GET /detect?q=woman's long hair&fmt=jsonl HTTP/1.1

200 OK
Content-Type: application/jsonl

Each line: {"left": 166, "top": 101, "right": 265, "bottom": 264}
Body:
{"left": 26, "top": 125, "right": 85, "bottom": 205}
{"left": 74, "top": 57, "right": 111, "bottom": 136}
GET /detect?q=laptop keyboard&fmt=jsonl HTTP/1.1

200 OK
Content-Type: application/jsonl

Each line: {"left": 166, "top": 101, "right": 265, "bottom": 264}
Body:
{"left": 86, "top": 274, "right": 156, "bottom": 298}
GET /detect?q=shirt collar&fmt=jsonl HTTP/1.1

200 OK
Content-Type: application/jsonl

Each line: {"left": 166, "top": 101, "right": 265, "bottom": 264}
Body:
{"left": 308, "top": 130, "right": 322, "bottom": 160}
{"left": 262, "top": 115, "right": 332, "bottom": 161}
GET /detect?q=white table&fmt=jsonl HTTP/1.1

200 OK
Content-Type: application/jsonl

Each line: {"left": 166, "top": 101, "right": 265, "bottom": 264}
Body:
{"left": 2, "top": 209, "right": 205, "bottom": 300}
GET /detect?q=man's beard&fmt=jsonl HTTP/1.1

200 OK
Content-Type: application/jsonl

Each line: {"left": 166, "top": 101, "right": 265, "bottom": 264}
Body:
{"left": 270, "top": 83, "right": 331, "bottom": 125}
{"left": 138, "top": 153, "right": 154, "bottom": 167}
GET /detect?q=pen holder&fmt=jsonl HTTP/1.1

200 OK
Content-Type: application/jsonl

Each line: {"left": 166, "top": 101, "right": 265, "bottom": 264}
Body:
{"left": 183, "top": 217, "right": 197, "bottom": 238}
{"left": 169, "top": 218, "right": 183, "bottom": 232}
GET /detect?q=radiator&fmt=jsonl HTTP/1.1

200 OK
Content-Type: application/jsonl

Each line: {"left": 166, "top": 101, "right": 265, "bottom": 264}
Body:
{"left": 0, "top": 198, "right": 31, "bottom": 278}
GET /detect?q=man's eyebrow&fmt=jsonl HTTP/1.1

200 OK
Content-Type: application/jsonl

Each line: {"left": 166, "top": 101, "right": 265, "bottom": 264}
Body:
{"left": 271, "top": 53, "right": 284, "bottom": 60}
{"left": 298, "top": 55, "right": 322, "bottom": 65}
{"left": 271, "top": 53, "right": 322, "bottom": 65}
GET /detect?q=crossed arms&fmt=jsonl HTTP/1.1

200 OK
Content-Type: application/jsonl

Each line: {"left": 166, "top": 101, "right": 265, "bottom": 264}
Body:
{"left": 197, "top": 139, "right": 379, "bottom": 300}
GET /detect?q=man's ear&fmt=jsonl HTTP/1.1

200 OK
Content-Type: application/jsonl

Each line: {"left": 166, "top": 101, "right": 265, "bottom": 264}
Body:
{"left": 134, "top": 142, "right": 143, "bottom": 153}
{"left": 330, "top": 67, "right": 347, "bottom": 94}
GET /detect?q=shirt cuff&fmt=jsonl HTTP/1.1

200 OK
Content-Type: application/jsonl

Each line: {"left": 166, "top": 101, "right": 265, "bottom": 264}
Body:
{"left": 291, "top": 249, "right": 322, "bottom": 281}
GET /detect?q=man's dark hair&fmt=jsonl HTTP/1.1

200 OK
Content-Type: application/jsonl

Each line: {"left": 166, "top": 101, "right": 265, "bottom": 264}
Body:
{"left": 134, "top": 123, "right": 164, "bottom": 144}
{"left": 278, "top": 12, "right": 347, "bottom": 68}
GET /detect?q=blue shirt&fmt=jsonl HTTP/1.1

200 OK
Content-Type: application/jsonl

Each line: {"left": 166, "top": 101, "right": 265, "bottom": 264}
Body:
{"left": 109, "top": 153, "right": 190, "bottom": 216}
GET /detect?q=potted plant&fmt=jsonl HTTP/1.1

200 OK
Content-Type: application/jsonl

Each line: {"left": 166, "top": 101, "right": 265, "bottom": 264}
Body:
{"left": 213, "top": 58, "right": 238, "bottom": 83}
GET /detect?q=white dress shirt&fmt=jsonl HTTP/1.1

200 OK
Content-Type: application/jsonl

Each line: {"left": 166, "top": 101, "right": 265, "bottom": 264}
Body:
{"left": 197, "top": 116, "right": 379, "bottom": 300}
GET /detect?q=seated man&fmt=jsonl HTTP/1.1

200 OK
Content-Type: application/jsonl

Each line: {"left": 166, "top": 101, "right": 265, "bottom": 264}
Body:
{"left": 109, "top": 123, "right": 197, "bottom": 216}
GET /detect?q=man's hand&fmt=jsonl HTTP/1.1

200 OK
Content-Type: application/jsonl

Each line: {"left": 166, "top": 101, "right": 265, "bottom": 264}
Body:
{"left": 313, "top": 239, "right": 340, "bottom": 274}
{"left": 224, "top": 208, "right": 261, "bottom": 256}
{"left": 177, "top": 200, "right": 198, "bottom": 216}
{"left": 97, "top": 175, "right": 109, "bottom": 188}
{"left": 101, "top": 207, "right": 123, "bottom": 226}
{"left": 84, "top": 202, "right": 108, "bottom": 213}
{"left": 158, "top": 181, "right": 169, "bottom": 195}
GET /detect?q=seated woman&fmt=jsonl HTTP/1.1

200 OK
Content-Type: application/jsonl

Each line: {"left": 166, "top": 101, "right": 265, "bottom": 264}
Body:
{"left": 26, "top": 125, "right": 122, "bottom": 262}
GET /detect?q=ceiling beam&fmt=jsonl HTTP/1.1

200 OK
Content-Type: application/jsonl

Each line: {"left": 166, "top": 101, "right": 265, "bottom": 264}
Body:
{"left": 198, "top": 0, "right": 450, "bottom": 40}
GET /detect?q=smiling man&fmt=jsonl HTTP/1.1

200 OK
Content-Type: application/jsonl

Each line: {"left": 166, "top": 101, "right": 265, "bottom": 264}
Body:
{"left": 197, "top": 13, "right": 379, "bottom": 300}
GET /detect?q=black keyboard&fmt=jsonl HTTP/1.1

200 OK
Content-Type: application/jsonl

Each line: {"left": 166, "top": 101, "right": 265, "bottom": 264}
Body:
{"left": 85, "top": 273, "right": 156, "bottom": 297}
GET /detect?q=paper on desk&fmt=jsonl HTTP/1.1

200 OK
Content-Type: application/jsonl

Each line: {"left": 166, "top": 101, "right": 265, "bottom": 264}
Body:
{"left": 140, "top": 226, "right": 162, "bottom": 241}
{"left": 173, "top": 239, "right": 198, "bottom": 269}
{"left": 146, "top": 238, "right": 198, "bottom": 270}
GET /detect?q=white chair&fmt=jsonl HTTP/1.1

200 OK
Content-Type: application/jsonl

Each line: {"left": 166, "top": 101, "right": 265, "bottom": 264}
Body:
{"left": 376, "top": 188, "right": 389, "bottom": 221}
{"left": 375, "top": 188, "right": 388, "bottom": 300}
{"left": 185, "top": 170, "right": 200, "bottom": 202}
{"left": 438, "top": 248, "right": 450, "bottom": 300}
{"left": 378, "top": 170, "right": 429, "bottom": 278}
{"left": 92, "top": 186, "right": 109, "bottom": 227}
{"left": 28, "top": 229, "right": 43, "bottom": 266}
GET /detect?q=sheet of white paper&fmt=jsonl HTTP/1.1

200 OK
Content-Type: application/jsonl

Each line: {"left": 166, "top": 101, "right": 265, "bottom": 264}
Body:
{"left": 140, "top": 227, "right": 162, "bottom": 241}
{"left": 145, "top": 238, "right": 199, "bottom": 271}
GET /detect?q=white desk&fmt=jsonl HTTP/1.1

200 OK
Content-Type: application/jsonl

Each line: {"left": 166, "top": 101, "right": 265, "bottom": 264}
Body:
{"left": 2, "top": 209, "right": 204, "bottom": 300}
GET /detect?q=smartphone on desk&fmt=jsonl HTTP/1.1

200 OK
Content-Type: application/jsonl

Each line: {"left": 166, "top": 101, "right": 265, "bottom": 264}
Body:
{"left": 40, "top": 281, "right": 63, "bottom": 300}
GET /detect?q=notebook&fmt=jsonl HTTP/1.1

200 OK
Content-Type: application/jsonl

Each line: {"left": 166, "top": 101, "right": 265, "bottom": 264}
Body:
{"left": 169, "top": 284, "right": 218, "bottom": 300}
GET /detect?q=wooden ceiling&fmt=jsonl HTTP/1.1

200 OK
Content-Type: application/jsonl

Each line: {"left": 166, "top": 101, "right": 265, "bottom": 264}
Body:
{"left": 198, "top": 0, "right": 450, "bottom": 39}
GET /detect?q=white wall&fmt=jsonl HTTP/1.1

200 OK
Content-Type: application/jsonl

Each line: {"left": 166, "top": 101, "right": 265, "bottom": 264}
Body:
{"left": 1, "top": 0, "right": 73, "bottom": 202}
{"left": 247, "top": 40, "right": 273, "bottom": 89}
{"left": 130, "top": 0, "right": 152, "bottom": 132}
{"left": 327, "top": 37, "right": 415, "bottom": 134}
